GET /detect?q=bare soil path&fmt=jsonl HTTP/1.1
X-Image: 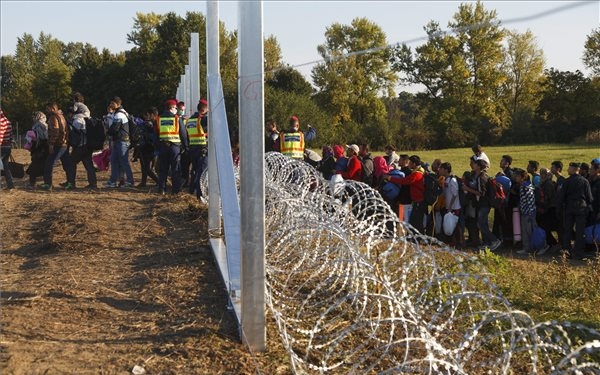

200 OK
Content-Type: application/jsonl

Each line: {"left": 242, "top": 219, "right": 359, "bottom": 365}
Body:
{"left": 0, "top": 150, "right": 289, "bottom": 375}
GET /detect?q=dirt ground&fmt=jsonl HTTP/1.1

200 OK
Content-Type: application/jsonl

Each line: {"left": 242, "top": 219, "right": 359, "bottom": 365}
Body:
{"left": 0, "top": 149, "right": 291, "bottom": 375}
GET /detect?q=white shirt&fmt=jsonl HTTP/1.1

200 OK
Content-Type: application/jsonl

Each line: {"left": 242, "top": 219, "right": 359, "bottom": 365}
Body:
{"left": 444, "top": 176, "right": 461, "bottom": 210}
{"left": 475, "top": 151, "right": 490, "bottom": 168}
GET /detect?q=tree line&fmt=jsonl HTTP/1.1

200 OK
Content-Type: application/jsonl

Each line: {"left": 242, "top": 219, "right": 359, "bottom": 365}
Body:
{"left": 2, "top": 1, "right": 600, "bottom": 150}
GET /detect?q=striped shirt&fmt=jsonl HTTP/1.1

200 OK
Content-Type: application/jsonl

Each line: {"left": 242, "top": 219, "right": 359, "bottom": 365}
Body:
{"left": 0, "top": 110, "right": 12, "bottom": 146}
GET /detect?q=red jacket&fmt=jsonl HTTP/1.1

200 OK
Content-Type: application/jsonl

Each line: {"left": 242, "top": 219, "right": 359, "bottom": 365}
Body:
{"left": 339, "top": 155, "right": 362, "bottom": 181}
{"left": 389, "top": 167, "right": 425, "bottom": 202}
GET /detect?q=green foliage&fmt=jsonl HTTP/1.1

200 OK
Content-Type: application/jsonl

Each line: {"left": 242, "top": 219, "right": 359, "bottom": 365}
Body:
{"left": 266, "top": 66, "right": 313, "bottom": 96}
{"left": 583, "top": 27, "right": 600, "bottom": 76}
{"left": 265, "top": 86, "right": 335, "bottom": 148}
{"left": 312, "top": 17, "right": 396, "bottom": 148}
{"left": 536, "top": 69, "right": 600, "bottom": 142}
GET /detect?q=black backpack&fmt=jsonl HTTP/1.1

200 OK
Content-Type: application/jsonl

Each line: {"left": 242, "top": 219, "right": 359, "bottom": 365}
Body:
{"left": 423, "top": 172, "right": 442, "bottom": 205}
{"left": 110, "top": 109, "right": 139, "bottom": 144}
{"left": 85, "top": 117, "right": 106, "bottom": 151}
{"left": 67, "top": 122, "right": 84, "bottom": 148}
{"left": 453, "top": 175, "right": 468, "bottom": 209}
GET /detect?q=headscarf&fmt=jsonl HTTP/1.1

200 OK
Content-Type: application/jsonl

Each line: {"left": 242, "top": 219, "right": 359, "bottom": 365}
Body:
{"left": 333, "top": 145, "right": 344, "bottom": 159}
{"left": 322, "top": 145, "right": 333, "bottom": 159}
{"left": 373, "top": 156, "right": 390, "bottom": 179}
{"left": 32, "top": 111, "right": 48, "bottom": 140}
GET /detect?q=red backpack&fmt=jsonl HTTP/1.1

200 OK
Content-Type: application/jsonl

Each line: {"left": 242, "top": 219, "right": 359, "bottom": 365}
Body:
{"left": 488, "top": 178, "right": 506, "bottom": 208}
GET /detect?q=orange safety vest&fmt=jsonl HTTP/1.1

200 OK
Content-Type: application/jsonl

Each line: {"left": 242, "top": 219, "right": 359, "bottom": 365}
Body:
{"left": 185, "top": 117, "right": 207, "bottom": 146}
{"left": 157, "top": 116, "right": 180, "bottom": 144}
{"left": 280, "top": 132, "right": 304, "bottom": 159}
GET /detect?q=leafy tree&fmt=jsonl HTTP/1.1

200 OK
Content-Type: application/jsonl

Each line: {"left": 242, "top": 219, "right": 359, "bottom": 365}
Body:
{"left": 311, "top": 17, "right": 397, "bottom": 148}
{"left": 266, "top": 66, "right": 313, "bottom": 96}
{"left": 500, "top": 30, "right": 545, "bottom": 142}
{"left": 448, "top": 1, "right": 507, "bottom": 139}
{"left": 583, "top": 28, "right": 600, "bottom": 76}
{"left": 1, "top": 32, "right": 73, "bottom": 131}
{"left": 391, "top": 1, "right": 507, "bottom": 145}
{"left": 537, "top": 69, "right": 600, "bottom": 142}
{"left": 265, "top": 86, "right": 335, "bottom": 147}
{"left": 264, "top": 35, "right": 283, "bottom": 81}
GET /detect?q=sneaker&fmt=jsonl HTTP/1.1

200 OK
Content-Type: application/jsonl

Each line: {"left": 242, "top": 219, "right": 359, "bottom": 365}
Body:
{"left": 64, "top": 182, "right": 75, "bottom": 190}
{"left": 122, "top": 182, "right": 134, "bottom": 188}
{"left": 38, "top": 183, "right": 52, "bottom": 191}
{"left": 59, "top": 181, "right": 69, "bottom": 187}
{"left": 490, "top": 239, "right": 502, "bottom": 251}
{"left": 516, "top": 249, "right": 530, "bottom": 255}
{"left": 104, "top": 181, "right": 117, "bottom": 188}
{"left": 536, "top": 244, "right": 550, "bottom": 256}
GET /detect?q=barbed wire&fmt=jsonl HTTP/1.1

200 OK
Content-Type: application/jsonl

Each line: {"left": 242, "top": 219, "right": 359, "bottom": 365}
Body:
{"left": 204, "top": 152, "right": 600, "bottom": 374}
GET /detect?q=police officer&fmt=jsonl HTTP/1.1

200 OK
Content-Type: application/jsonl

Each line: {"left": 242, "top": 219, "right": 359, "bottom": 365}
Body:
{"left": 558, "top": 162, "right": 593, "bottom": 260}
{"left": 155, "top": 99, "right": 188, "bottom": 195}
{"left": 278, "top": 115, "right": 316, "bottom": 159}
{"left": 186, "top": 99, "right": 208, "bottom": 198}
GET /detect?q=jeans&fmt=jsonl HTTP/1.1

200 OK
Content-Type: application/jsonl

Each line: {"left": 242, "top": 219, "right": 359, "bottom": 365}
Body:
{"left": 109, "top": 140, "right": 133, "bottom": 184}
{"left": 188, "top": 147, "right": 208, "bottom": 197}
{"left": 520, "top": 214, "right": 536, "bottom": 251}
{"left": 158, "top": 142, "right": 182, "bottom": 194}
{"left": 71, "top": 146, "right": 97, "bottom": 186}
{"left": 1, "top": 146, "right": 14, "bottom": 188}
{"left": 44, "top": 145, "right": 75, "bottom": 186}
{"left": 477, "top": 205, "right": 498, "bottom": 246}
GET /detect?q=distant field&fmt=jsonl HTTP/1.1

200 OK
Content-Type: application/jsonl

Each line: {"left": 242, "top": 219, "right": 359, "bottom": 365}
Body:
{"left": 372, "top": 144, "right": 600, "bottom": 175}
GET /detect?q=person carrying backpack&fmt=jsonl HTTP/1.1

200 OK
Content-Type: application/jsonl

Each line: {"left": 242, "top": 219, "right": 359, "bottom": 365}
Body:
{"left": 135, "top": 107, "right": 159, "bottom": 187}
{"left": 68, "top": 92, "right": 97, "bottom": 189}
{"left": 384, "top": 155, "right": 426, "bottom": 233}
{"left": 514, "top": 169, "right": 540, "bottom": 255}
{"left": 438, "top": 162, "right": 465, "bottom": 248}
{"left": 461, "top": 159, "right": 502, "bottom": 251}
{"left": 104, "top": 96, "right": 134, "bottom": 188}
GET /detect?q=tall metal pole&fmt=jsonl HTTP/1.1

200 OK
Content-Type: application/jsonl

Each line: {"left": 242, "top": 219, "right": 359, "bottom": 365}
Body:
{"left": 239, "top": 0, "right": 266, "bottom": 351}
{"left": 206, "top": 1, "right": 221, "bottom": 234}
{"left": 190, "top": 33, "right": 201, "bottom": 118}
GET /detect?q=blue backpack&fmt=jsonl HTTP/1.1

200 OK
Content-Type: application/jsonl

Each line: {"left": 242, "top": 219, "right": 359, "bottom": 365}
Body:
{"left": 381, "top": 169, "right": 404, "bottom": 201}
{"left": 530, "top": 225, "right": 547, "bottom": 250}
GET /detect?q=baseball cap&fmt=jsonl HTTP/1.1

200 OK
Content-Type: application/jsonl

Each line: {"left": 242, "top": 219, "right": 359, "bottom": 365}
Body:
{"left": 346, "top": 144, "right": 359, "bottom": 154}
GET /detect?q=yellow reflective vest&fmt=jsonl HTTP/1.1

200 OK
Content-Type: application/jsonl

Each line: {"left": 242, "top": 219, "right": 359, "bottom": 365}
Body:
{"left": 280, "top": 132, "right": 304, "bottom": 159}
{"left": 186, "top": 117, "right": 207, "bottom": 146}
{"left": 157, "top": 116, "right": 180, "bottom": 144}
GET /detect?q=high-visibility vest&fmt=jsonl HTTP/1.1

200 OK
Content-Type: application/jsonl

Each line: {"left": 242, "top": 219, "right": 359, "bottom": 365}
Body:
{"left": 280, "top": 132, "right": 304, "bottom": 159}
{"left": 186, "top": 117, "right": 207, "bottom": 146}
{"left": 157, "top": 116, "right": 180, "bottom": 143}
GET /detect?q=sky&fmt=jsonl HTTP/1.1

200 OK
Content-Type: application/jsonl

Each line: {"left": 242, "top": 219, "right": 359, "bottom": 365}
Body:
{"left": 1, "top": 1, "right": 600, "bottom": 92}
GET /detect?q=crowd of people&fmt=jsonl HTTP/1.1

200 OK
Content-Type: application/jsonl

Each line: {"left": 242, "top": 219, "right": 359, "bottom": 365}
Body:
{"left": 0, "top": 93, "right": 209, "bottom": 198}
{"left": 1, "top": 99, "right": 598, "bottom": 260}
{"left": 274, "top": 119, "right": 598, "bottom": 260}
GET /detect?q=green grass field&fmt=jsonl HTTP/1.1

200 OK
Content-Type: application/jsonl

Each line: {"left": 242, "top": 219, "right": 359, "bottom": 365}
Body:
{"left": 375, "top": 143, "right": 600, "bottom": 175}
